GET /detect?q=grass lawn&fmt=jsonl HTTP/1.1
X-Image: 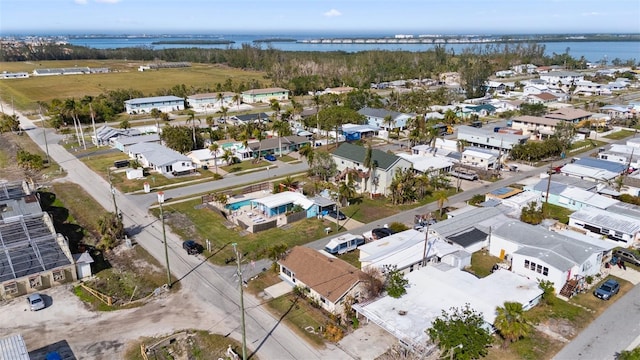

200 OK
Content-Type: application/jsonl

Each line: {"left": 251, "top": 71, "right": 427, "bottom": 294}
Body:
{"left": 467, "top": 251, "right": 503, "bottom": 278}
{"left": 278, "top": 155, "right": 296, "bottom": 162}
{"left": 157, "top": 199, "right": 335, "bottom": 264}
{"left": 567, "top": 139, "right": 607, "bottom": 155}
{"left": 246, "top": 269, "right": 282, "bottom": 296}
{"left": 266, "top": 294, "right": 327, "bottom": 347}
{"left": 341, "top": 197, "right": 400, "bottom": 224}
{"left": 221, "top": 159, "right": 272, "bottom": 173}
{"left": 0, "top": 60, "right": 267, "bottom": 110}
{"left": 542, "top": 203, "right": 574, "bottom": 224}
{"left": 337, "top": 250, "right": 361, "bottom": 269}
{"left": 604, "top": 129, "right": 636, "bottom": 140}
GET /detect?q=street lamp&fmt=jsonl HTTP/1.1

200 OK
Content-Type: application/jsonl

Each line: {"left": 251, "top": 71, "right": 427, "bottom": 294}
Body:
{"left": 231, "top": 243, "right": 247, "bottom": 360}
{"left": 158, "top": 191, "right": 172, "bottom": 288}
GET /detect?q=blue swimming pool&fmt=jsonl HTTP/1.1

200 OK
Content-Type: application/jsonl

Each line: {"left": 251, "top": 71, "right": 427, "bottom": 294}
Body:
{"left": 225, "top": 199, "right": 254, "bottom": 211}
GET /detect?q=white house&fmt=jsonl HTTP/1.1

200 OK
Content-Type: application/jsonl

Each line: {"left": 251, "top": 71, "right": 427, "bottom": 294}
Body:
{"left": 187, "top": 148, "right": 221, "bottom": 168}
{"left": 241, "top": 87, "right": 289, "bottom": 104}
{"left": 124, "top": 96, "right": 184, "bottom": 114}
{"left": 489, "top": 221, "right": 605, "bottom": 295}
{"left": 357, "top": 107, "right": 413, "bottom": 131}
{"left": 278, "top": 246, "right": 365, "bottom": 318}
{"left": 598, "top": 144, "right": 640, "bottom": 169}
{"left": 332, "top": 143, "right": 412, "bottom": 196}
{"left": 569, "top": 206, "right": 640, "bottom": 246}
{"left": 397, "top": 154, "right": 454, "bottom": 176}
{"left": 456, "top": 125, "right": 529, "bottom": 154}
{"left": 461, "top": 148, "right": 498, "bottom": 170}
{"left": 359, "top": 229, "right": 468, "bottom": 274}
{"left": 126, "top": 143, "right": 195, "bottom": 176}
{"left": 186, "top": 92, "right": 236, "bottom": 112}
{"left": 510, "top": 115, "right": 559, "bottom": 139}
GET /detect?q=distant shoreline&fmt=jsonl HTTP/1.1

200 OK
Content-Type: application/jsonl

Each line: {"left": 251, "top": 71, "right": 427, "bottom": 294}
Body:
{"left": 252, "top": 38, "right": 297, "bottom": 43}
{"left": 151, "top": 40, "right": 235, "bottom": 45}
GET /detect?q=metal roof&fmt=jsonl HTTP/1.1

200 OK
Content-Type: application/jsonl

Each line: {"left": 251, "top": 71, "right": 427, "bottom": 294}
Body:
{"left": 124, "top": 96, "right": 184, "bottom": 105}
{"left": 493, "top": 221, "right": 606, "bottom": 271}
{"left": 0, "top": 181, "right": 28, "bottom": 202}
{"left": 572, "top": 207, "right": 640, "bottom": 235}
{"left": 574, "top": 158, "right": 627, "bottom": 173}
{"left": 0, "top": 213, "right": 71, "bottom": 283}
{"left": 127, "top": 143, "right": 192, "bottom": 166}
{"left": 0, "top": 334, "right": 30, "bottom": 360}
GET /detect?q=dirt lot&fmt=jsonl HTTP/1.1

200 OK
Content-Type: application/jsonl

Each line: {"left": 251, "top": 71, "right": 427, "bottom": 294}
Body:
{"left": 0, "top": 285, "right": 220, "bottom": 359}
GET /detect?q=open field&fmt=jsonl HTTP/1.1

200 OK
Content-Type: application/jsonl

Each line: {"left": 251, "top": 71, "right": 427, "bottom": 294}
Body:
{"left": 0, "top": 60, "right": 268, "bottom": 110}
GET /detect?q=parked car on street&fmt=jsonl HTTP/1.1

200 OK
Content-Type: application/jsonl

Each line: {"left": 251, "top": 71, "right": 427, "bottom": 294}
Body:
{"left": 593, "top": 278, "right": 620, "bottom": 300}
{"left": 264, "top": 154, "right": 277, "bottom": 161}
{"left": 27, "top": 293, "right": 45, "bottom": 311}
{"left": 182, "top": 240, "right": 202, "bottom": 255}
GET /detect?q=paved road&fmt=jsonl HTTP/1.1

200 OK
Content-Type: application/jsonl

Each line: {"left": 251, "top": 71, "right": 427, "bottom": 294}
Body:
{"left": 13, "top": 108, "right": 350, "bottom": 360}
{"left": 553, "top": 284, "right": 640, "bottom": 360}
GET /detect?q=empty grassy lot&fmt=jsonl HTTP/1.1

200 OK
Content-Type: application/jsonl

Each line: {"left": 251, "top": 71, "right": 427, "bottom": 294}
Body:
{"left": 0, "top": 60, "right": 268, "bottom": 110}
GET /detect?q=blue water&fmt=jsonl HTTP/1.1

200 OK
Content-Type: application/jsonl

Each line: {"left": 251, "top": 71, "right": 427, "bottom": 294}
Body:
{"left": 63, "top": 34, "right": 640, "bottom": 63}
{"left": 225, "top": 199, "right": 253, "bottom": 211}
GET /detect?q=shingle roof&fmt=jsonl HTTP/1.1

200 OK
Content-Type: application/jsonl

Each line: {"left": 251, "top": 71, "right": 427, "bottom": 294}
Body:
{"left": 332, "top": 143, "right": 401, "bottom": 170}
{"left": 233, "top": 112, "right": 271, "bottom": 122}
{"left": 242, "top": 87, "right": 289, "bottom": 95}
{"left": 278, "top": 246, "right": 363, "bottom": 303}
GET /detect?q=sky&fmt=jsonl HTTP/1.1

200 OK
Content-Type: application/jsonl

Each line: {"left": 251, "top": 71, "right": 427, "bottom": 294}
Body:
{"left": 1, "top": 0, "right": 639, "bottom": 35}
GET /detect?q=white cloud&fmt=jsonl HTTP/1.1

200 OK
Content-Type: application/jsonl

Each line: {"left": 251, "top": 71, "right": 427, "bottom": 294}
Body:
{"left": 74, "top": 0, "right": 88, "bottom": 4}
{"left": 323, "top": 9, "right": 342, "bottom": 17}
{"left": 581, "top": 11, "right": 601, "bottom": 16}
{"left": 95, "top": 0, "right": 122, "bottom": 3}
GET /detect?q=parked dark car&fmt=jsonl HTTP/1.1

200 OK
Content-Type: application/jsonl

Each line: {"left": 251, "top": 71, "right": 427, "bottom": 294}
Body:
{"left": 613, "top": 249, "right": 640, "bottom": 267}
{"left": 327, "top": 210, "right": 346, "bottom": 220}
{"left": 264, "top": 154, "right": 277, "bottom": 161}
{"left": 593, "top": 279, "right": 620, "bottom": 300}
{"left": 182, "top": 240, "right": 202, "bottom": 255}
{"left": 372, "top": 227, "right": 393, "bottom": 239}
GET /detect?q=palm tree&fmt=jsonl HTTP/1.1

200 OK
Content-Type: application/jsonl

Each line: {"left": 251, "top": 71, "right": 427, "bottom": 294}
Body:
{"left": 209, "top": 142, "right": 220, "bottom": 174}
{"left": 232, "top": 94, "right": 241, "bottom": 110}
{"left": 185, "top": 110, "right": 200, "bottom": 149}
{"left": 494, "top": 302, "right": 532, "bottom": 348}
{"left": 216, "top": 106, "right": 229, "bottom": 138}
{"left": 444, "top": 109, "right": 458, "bottom": 125}
{"left": 252, "top": 127, "right": 265, "bottom": 162}
{"left": 222, "top": 148, "right": 234, "bottom": 165}
{"left": 338, "top": 179, "right": 357, "bottom": 207}
{"left": 63, "top": 98, "right": 86, "bottom": 149}
{"left": 150, "top": 108, "right": 161, "bottom": 129}
{"left": 216, "top": 92, "right": 224, "bottom": 109}
{"left": 383, "top": 114, "right": 394, "bottom": 133}
{"left": 272, "top": 120, "right": 292, "bottom": 157}
{"left": 299, "top": 143, "right": 314, "bottom": 166}
{"left": 270, "top": 99, "right": 281, "bottom": 122}
{"left": 312, "top": 95, "right": 322, "bottom": 141}
{"left": 363, "top": 142, "right": 373, "bottom": 192}
{"left": 435, "top": 190, "right": 449, "bottom": 216}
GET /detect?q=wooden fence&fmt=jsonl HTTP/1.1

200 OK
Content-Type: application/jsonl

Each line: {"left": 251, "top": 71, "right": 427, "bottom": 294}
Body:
{"left": 80, "top": 283, "right": 113, "bottom": 306}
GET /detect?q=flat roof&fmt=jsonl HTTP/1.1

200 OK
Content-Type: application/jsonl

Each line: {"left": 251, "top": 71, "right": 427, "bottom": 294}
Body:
{"left": 124, "top": 96, "right": 184, "bottom": 105}
{"left": 252, "top": 191, "right": 314, "bottom": 210}
{"left": 353, "top": 266, "right": 542, "bottom": 349}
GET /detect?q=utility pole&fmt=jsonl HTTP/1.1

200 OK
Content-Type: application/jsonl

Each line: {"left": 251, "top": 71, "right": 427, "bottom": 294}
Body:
{"left": 90, "top": 103, "right": 98, "bottom": 147}
{"left": 231, "top": 243, "right": 247, "bottom": 360}
{"left": 421, "top": 218, "right": 431, "bottom": 267}
{"left": 158, "top": 191, "right": 172, "bottom": 288}
{"left": 107, "top": 167, "right": 119, "bottom": 216}
{"left": 545, "top": 162, "right": 553, "bottom": 205}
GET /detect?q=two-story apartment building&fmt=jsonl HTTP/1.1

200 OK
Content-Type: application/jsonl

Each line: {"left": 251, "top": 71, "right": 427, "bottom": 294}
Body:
{"left": 241, "top": 88, "right": 289, "bottom": 104}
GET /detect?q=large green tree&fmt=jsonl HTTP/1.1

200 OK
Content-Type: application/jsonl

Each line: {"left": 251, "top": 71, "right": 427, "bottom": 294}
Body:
{"left": 308, "top": 150, "right": 337, "bottom": 181}
{"left": 161, "top": 125, "right": 203, "bottom": 153}
{"left": 427, "top": 304, "right": 493, "bottom": 360}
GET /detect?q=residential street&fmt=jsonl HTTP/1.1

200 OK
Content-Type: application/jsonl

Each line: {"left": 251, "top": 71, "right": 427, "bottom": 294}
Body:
{"left": 11, "top": 109, "right": 350, "bottom": 359}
